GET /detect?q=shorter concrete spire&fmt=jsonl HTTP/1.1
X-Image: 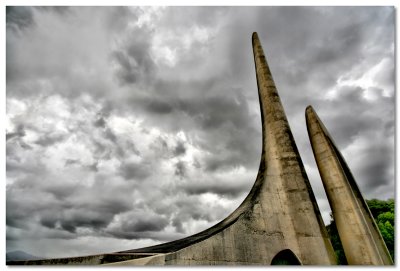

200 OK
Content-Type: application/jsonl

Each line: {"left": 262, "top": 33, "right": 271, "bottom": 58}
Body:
{"left": 305, "top": 105, "right": 393, "bottom": 265}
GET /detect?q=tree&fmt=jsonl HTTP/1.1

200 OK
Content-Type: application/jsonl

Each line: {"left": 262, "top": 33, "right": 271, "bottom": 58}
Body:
{"left": 367, "top": 198, "right": 394, "bottom": 218}
{"left": 367, "top": 198, "right": 395, "bottom": 261}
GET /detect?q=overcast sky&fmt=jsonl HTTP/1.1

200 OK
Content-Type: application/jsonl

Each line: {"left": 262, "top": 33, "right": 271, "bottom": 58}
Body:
{"left": 6, "top": 6, "right": 395, "bottom": 258}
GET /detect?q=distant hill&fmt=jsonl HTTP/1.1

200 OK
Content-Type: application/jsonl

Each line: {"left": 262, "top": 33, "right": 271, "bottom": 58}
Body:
{"left": 6, "top": 250, "right": 43, "bottom": 262}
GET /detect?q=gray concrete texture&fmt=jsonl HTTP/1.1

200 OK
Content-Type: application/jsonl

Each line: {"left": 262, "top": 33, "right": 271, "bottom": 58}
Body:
{"left": 305, "top": 105, "right": 393, "bottom": 265}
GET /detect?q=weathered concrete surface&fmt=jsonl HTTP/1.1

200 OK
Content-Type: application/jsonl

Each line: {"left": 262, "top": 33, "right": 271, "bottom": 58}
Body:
{"left": 105, "top": 253, "right": 166, "bottom": 266}
{"left": 9, "top": 33, "right": 337, "bottom": 266}
{"left": 305, "top": 105, "right": 393, "bottom": 265}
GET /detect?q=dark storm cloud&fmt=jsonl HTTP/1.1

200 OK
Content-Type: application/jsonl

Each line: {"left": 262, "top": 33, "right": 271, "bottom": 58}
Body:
{"left": 34, "top": 133, "right": 67, "bottom": 147}
{"left": 146, "top": 100, "right": 174, "bottom": 114}
{"left": 172, "top": 196, "right": 216, "bottom": 223}
{"left": 94, "top": 117, "right": 106, "bottom": 128}
{"left": 360, "top": 144, "right": 394, "bottom": 191}
{"left": 172, "top": 217, "right": 185, "bottom": 234}
{"left": 6, "top": 182, "right": 50, "bottom": 230}
{"left": 73, "top": 188, "right": 133, "bottom": 215}
{"left": 105, "top": 211, "right": 172, "bottom": 240}
{"left": 91, "top": 140, "right": 110, "bottom": 158}
{"left": 37, "top": 6, "right": 71, "bottom": 14}
{"left": 104, "top": 128, "right": 117, "bottom": 143}
{"left": 183, "top": 180, "right": 249, "bottom": 198}
{"left": 64, "top": 159, "right": 79, "bottom": 167}
{"left": 174, "top": 141, "right": 186, "bottom": 156}
{"left": 148, "top": 193, "right": 231, "bottom": 236}
{"left": 233, "top": 7, "right": 395, "bottom": 117}
{"left": 6, "top": 155, "right": 46, "bottom": 176}
{"left": 383, "top": 119, "right": 395, "bottom": 138}
{"left": 91, "top": 125, "right": 141, "bottom": 161}
{"left": 64, "top": 160, "right": 97, "bottom": 174}
{"left": 204, "top": 155, "right": 239, "bottom": 172}
{"left": 314, "top": 87, "right": 373, "bottom": 145}
{"left": 193, "top": 94, "right": 250, "bottom": 130}
{"left": 123, "top": 216, "right": 169, "bottom": 232}
{"left": 7, "top": 170, "right": 135, "bottom": 239}
{"left": 58, "top": 210, "right": 114, "bottom": 233}
{"left": 111, "top": 23, "right": 155, "bottom": 86}
{"left": 90, "top": 116, "right": 138, "bottom": 160}
{"left": 87, "top": 162, "right": 99, "bottom": 172}
{"left": 6, "top": 124, "right": 25, "bottom": 141}
{"left": 6, "top": 6, "right": 34, "bottom": 31}
{"left": 112, "top": 50, "right": 139, "bottom": 85}
{"left": 44, "top": 183, "right": 78, "bottom": 200}
{"left": 38, "top": 207, "right": 116, "bottom": 234}
{"left": 321, "top": 87, "right": 394, "bottom": 149}
{"left": 6, "top": 7, "right": 143, "bottom": 100}
{"left": 138, "top": 90, "right": 261, "bottom": 172}
{"left": 38, "top": 217, "right": 63, "bottom": 231}
{"left": 6, "top": 207, "right": 30, "bottom": 230}
{"left": 174, "top": 161, "right": 186, "bottom": 178}
{"left": 106, "top": 230, "right": 181, "bottom": 242}
{"left": 120, "top": 161, "right": 152, "bottom": 181}
{"left": 104, "top": 6, "right": 140, "bottom": 31}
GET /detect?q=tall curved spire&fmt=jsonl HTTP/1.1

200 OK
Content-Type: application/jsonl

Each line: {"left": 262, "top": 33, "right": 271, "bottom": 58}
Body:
{"left": 250, "top": 32, "right": 337, "bottom": 265}
{"left": 306, "top": 105, "right": 393, "bottom": 265}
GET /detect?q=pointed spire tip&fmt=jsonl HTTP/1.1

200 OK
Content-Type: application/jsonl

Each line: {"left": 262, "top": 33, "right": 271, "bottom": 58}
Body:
{"left": 252, "top": 32, "right": 259, "bottom": 44}
{"left": 305, "top": 105, "right": 315, "bottom": 115}
{"left": 305, "top": 105, "right": 316, "bottom": 123}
